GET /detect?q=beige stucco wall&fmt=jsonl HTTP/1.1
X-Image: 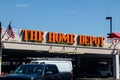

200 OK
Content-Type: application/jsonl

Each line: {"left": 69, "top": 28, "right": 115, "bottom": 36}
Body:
{"left": 1, "top": 28, "right": 119, "bottom": 55}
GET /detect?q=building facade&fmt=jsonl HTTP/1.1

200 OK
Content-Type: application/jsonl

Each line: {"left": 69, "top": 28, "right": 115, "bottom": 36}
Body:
{"left": 1, "top": 28, "right": 120, "bottom": 79}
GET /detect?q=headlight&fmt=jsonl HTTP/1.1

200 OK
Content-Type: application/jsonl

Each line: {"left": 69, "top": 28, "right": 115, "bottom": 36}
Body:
{"left": 31, "top": 77, "right": 34, "bottom": 80}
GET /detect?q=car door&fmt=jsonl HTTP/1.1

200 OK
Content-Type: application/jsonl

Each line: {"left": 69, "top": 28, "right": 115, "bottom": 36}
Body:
{"left": 45, "top": 65, "right": 62, "bottom": 80}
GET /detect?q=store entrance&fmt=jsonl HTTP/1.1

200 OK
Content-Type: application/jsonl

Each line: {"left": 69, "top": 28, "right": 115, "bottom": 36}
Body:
{"left": 2, "top": 49, "right": 113, "bottom": 78}
{"left": 75, "top": 54, "right": 113, "bottom": 78}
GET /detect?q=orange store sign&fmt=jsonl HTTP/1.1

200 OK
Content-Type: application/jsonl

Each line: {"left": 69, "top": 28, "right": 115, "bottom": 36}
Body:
{"left": 21, "top": 29, "right": 104, "bottom": 47}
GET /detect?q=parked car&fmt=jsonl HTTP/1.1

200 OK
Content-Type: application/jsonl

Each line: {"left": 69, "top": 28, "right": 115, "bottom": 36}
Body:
{"left": 0, "top": 63, "right": 72, "bottom": 80}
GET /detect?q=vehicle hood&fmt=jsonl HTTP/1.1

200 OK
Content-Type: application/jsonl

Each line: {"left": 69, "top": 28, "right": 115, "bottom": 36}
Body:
{"left": 1, "top": 73, "right": 41, "bottom": 79}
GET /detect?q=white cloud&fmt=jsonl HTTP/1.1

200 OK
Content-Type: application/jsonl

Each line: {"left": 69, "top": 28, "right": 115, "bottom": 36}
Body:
{"left": 16, "top": 4, "right": 30, "bottom": 7}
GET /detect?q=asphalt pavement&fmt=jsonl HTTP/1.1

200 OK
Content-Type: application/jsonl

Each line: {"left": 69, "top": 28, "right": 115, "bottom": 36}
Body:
{"left": 76, "top": 78, "right": 116, "bottom": 80}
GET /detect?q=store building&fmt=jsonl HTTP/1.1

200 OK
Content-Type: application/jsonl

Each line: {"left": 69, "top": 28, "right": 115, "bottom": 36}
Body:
{"left": 1, "top": 28, "right": 120, "bottom": 79}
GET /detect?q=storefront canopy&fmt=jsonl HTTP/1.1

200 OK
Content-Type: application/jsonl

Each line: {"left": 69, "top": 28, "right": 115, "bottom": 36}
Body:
{"left": 107, "top": 32, "right": 120, "bottom": 39}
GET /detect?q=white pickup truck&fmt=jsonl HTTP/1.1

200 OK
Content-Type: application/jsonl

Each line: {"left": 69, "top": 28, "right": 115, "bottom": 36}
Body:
{"left": 31, "top": 60, "right": 73, "bottom": 73}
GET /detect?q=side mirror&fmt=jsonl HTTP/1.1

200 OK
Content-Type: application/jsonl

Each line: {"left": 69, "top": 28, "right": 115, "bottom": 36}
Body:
{"left": 46, "top": 71, "right": 52, "bottom": 75}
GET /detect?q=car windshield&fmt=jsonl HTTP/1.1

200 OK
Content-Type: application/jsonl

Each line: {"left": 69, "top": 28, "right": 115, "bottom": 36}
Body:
{"left": 14, "top": 64, "right": 44, "bottom": 75}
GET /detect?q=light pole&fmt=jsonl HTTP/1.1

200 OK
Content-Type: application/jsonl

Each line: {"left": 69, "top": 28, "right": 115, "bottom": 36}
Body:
{"left": 106, "top": 17, "right": 112, "bottom": 38}
{"left": 0, "top": 22, "right": 2, "bottom": 74}
{"left": 106, "top": 17, "right": 120, "bottom": 79}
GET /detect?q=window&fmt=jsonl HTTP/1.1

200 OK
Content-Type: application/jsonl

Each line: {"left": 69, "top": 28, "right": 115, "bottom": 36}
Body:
{"left": 45, "top": 65, "right": 59, "bottom": 74}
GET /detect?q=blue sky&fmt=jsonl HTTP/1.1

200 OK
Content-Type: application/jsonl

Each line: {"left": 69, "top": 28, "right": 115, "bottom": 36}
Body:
{"left": 0, "top": 0, "right": 120, "bottom": 37}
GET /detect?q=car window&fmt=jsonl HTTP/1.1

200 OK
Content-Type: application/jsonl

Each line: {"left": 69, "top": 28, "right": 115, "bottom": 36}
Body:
{"left": 14, "top": 65, "right": 44, "bottom": 75}
{"left": 45, "top": 65, "right": 59, "bottom": 74}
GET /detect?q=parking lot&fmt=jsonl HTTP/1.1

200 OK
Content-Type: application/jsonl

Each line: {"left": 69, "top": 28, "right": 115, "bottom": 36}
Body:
{"left": 76, "top": 78, "right": 115, "bottom": 80}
